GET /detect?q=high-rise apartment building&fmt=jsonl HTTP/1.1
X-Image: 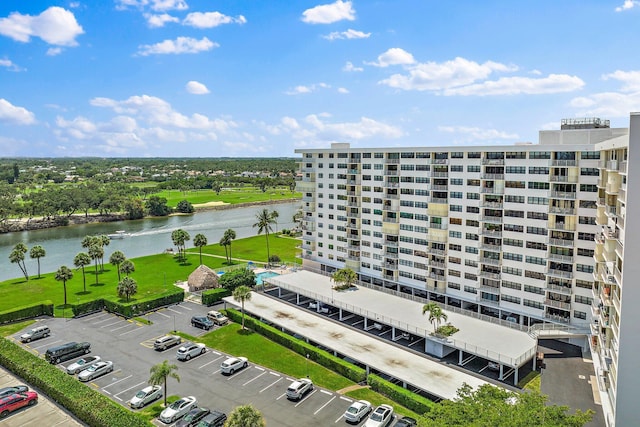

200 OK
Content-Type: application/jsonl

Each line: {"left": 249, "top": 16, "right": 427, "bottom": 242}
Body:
{"left": 295, "top": 113, "right": 639, "bottom": 427}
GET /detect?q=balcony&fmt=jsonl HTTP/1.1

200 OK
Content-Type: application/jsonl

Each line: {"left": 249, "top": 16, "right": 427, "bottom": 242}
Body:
{"left": 480, "top": 257, "right": 501, "bottom": 266}
{"left": 548, "top": 252, "right": 573, "bottom": 263}
{"left": 548, "top": 222, "right": 575, "bottom": 231}
{"left": 481, "top": 201, "right": 503, "bottom": 209}
{"left": 384, "top": 169, "right": 399, "bottom": 176}
{"left": 551, "top": 159, "right": 577, "bottom": 167}
{"left": 348, "top": 168, "right": 359, "bottom": 174}
{"left": 544, "top": 313, "right": 570, "bottom": 323}
{"left": 431, "top": 158, "right": 449, "bottom": 165}
{"left": 481, "top": 215, "right": 503, "bottom": 224}
{"left": 545, "top": 299, "right": 571, "bottom": 310}
{"left": 347, "top": 211, "right": 359, "bottom": 218}
{"left": 606, "top": 160, "right": 619, "bottom": 171}
{"left": 618, "top": 187, "right": 626, "bottom": 201}
{"left": 550, "top": 191, "right": 576, "bottom": 199}
{"left": 619, "top": 161, "right": 627, "bottom": 174}
{"left": 347, "top": 200, "right": 359, "bottom": 207}
{"left": 431, "top": 171, "right": 449, "bottom": 178}
{"left": 480, "top": 242, "right": 501, "bottom": 251}
{"left": 384, "top": 240, "right": 399, "bottom": 247}
{"left": 481, "top": 173, "right": 505, "bottom": 180}
{"left": 546, "top": 269, "right": 573, "bottom": 279}
{"left": 605, "top": 206, "right": 617, "bottom": 218}
{"left": 429, "top": 261, "right": 446, "bottom": 269}
{"left": 481, "top": 187, "right": 503, "bottom": 194}
{"left": 385, "top": 158, "right": 400, "bottom": 164}
{"left": 429, "top": 197, "right": 448, "bottom": 204}
{"left": 347, "top": 179, "right": 361, "bottom": 185}
{"left": 385, "top": 252, "right": 399, "bottom": 259}
{"left": 482, "top": 158, "right": 505, "bottom": 165}
{"left": 430, "top": 184, "right": 449, "bottom": 191}
{"left": 547, "top": 237, "right": 574, "bottom": 247}
{"left": 429, "top": 272, "right": 446, "bottom": 281}
{"left": 549, "top": 206, "right": 576, "bottom": 215}
{"left": 479, "top": 271, "right": 501, "bottom": 280}
{"left": 546, "top": 283, "right": 572, "bottom": 295}
{"left": 605, "top": 183, "right": 619, "bottom": 195}
{"left": 429, "top": 248, "right": 447, "bottom": 256}
{"left": 550, "top": 175, "right": 578, "bottom": 183}
{"left": 481, "top": 229, "right": 502, "bottom": 238}
{"left": 385, "top": 182, "right": 400, "bottom": 189}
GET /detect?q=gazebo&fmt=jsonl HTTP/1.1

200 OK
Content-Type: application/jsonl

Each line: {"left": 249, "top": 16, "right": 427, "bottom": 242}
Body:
{"left": 187, "top": 265, "right": 220, "bottom": 292}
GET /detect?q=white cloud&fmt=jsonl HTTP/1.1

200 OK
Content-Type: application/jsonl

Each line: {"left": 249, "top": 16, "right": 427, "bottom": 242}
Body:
{"left": 0, "top": 6, "right": 83, "bottom": 46}
{"left": 569, "top": 70, "right": 640, "bottom": 118}
{"left": 0, "top": 58, "right": 23, "bottom": 71}
{"left": 137, "top": 36, "right": 217, "bottom": 55}
{"left": 323, "top": 28, "right": 370, "bottom": 40}
{"left": 69, "top": 2, "right": 81, "bottom": 8}
{"left": 338, "top": 87, "right": 349, "bottom": 94}
{"left": 285, "top": 82, "right": 330, "bottom": 95}
{"left": 615, "top": 0, "right": 639, "bottom": 12}
{"left": 145, "top": 13, "right": 179, "bottom": 28}
{"left": 183, "top": 11, "right": 246, "bottom": 28}
{"left": 302, "top": 0, "right": 355, "bottom": 24}
{"left": 150, "top": 0, "right": 188, "bottom": 11}
{"left": 186, "top": 80, "right": 210, "bottom": 94}
{"left": 443, "top": 74, "right": 585, "bottom": 96}
{"left": 115, "top": 0, "right": 149, "bottom": 10}
{"left": 46, "top": 47, "right": 63, "bottom": 56}
{"left": 602, "top": 70, "right": 640, "bottom": 92}
{"left": 0, "top": 99, "right": 36, "bottom": 125}
{"left": 343, "top": 61, "right": 363, "bottom": 72}
{"left": 379, "top": 56, "right": 518, "bottom": 91}
{"left": 438, "top": 125, "right": 519, "bottom": 142}
{"left": 367, "top": 48, "right": 415, "bottom": 67}
{"left": 303, "top": 114, "right": 403, "bottom": 140}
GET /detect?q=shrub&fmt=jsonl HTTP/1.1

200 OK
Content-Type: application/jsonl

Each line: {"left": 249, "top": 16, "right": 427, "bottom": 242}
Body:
{"left": 435, "top": 324, "right": 459, "bottom": 337}
{"left": 0, "top": 302, "right": 54, "bottom": 324}
{"left": 367, "top": 374, "right": 434, "bottom": 415}
{"left": 268, "top": 254, "right": 281, "bottom": 263}
{"left": 103, "top": 289, "right": 184, "bottom": 318}
{"left": 71, "top": 299, "right": 105, "bottom": 317}
{"left": 202, "top": 288, "right": 232, "bottom": 306}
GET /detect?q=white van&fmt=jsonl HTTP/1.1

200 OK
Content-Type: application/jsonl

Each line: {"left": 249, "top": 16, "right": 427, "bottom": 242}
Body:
{"left": 20, "top": 325, "right": 50, "bottom": 343}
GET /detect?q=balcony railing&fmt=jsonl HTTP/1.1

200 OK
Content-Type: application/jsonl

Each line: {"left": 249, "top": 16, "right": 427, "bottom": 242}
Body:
{"left": 480, "top": 257, "right": 501, "bottom": 266}
{"left": 385, "top": 158, "right": 400, "bottom": 164}
{"left": 550, "top": 191, "right": 576, "bottom": 199}
{"left": 481, "top": 187, "right": 503, "bottom": 194}
{"left": 481, "top": 201, "right": 503, "bottom": 209}
{"left": 481, "top": 243, "right": 501, "bottom": 251}
{"left": 549, "top": 206, "right": 576, "bottom": 215}
{"left": 431, "top": 158, "right": 449, "bottom": 164}
{"left": 481, "top": 215, "right": 503, "bottom": 223}
{"left": 481, "top": 173, "right": 505, "bottom": 180}
{"left": 479, "top": 284, "right": 501, "bottom": 293}
{"left": 545, "top": 299, "right": 572, "bottom": 310}
{"left": 482, "top": 158, "right": 505, "bottom": 165}
{"left": 385, "top": 252, "right": 399, "bottom": 259}
{"left": 429, "top": 197, "right": 448, "bottom": 204}
{"left": 550, "top": 175, "right": 578, "bottom": 183}
{"left": 548, "top": 252, "right": 573, "bottom": 263}
{"left": 605, "top": 183, "right": 619, "bottom": 194}
{"left": 619, "top": 161, "right": 627, "bottom": 173}
{"left": 430, "top": 184, "right": 449, "bottom": 191}
{"left": 547, "top": 237, "right": 574, "bottom": 247}
{"left": 431, "top": 172, "right": 449, "bottom": 178}
{"left": 548, "top": 222, "right": 575, "bottom": 231}
{"left": 479, "top": 271, "right": 501, "bottom": 280}
{"left": 481, "top": 229, "right": 502, "bottom": 238}
{"left": 546, "top": 269, "right": 573, "bottom": 279}
{"left": 546, "top": 283, "right": 572, "bottom": 295}
{"left": 551, "top": 159, "right": 577, "bottom": 167}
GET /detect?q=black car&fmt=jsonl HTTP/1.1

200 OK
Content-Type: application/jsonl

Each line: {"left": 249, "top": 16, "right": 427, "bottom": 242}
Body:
{"left": 393, "top": 416, "right": 418, "bottom": 427}
{"left": 195, "top": 410, "right": 227, "bottom": 427}
{"left": 176, "top": 407, "right": 210, "bottom": 427}
{"left": 191, "top": 316, "right": 214, "bottom": 331}
{"left": 0, "top": 386, "right": 28, "bottom": 399}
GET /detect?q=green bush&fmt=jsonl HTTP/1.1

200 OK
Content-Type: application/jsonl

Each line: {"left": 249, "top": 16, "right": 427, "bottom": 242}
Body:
{"left": 202, "top": 288, "right": 232, "bottom": 306}
{"left": 0, "top": 338, "right": 151, "bottom": 426}
{"left": 103, "top": 289, "right": 184, "bottom": 318}
{"left": 224, "top": 308, "right": 366, "bottom": 383}
{"left": 0, "top": 301, "right": 54, "bottom": 324}
{"left": 71, "top": 299, "right": 105, "bottom": 317}
{"left": 367, "top": 374, "right": 434, "bottom": 415}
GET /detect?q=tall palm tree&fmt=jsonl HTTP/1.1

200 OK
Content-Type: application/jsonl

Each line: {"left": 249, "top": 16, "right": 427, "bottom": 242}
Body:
{"left": 223, "top": 228, "right": 236, "bottom": 264}
{"left": 148, "top": 360, "right": 180, "bottom": 407}
{"left": 73, "top": 252, "right": 91, "bottom": 292}
{"left": 171, "top": 229, "right": 191, "bottom": 262}
{"left": 253, "top": 209, "right": 276, "bottom": 265}
{"left": 109, "top": 250, "right": 126, "bottom": 281}
{"left": 225, "top": 404, "right": 266, "bottom": 427}
{"left": 117, "top": 277, "right": 138, "bottom": 302}
{"left": 9, "top": 243, "right": 29, "bottom": 280}
{"left": 270, "top": 209, "right": 279, "bottom": 233}
{"left": 88, "top": 244, "right": 103, "bottom": 285}
{"left": 233, "top": 285, "right": 252, "bottom": 330}
{"left": 29, "top": 245, "right": 46, "bottom": 279}
{"left": 99, "top": 235, "right": 110, "bottom": 271}
{"left": 193, "top": 233, "right": 208, "bottom": 265}
{"left": 422, "top": 302, "right": 448, "bottom": 333}
{"left": 219, "top": 234, "right": 230, "bottom": 265}
{"left": 120, "top": 259, "right": 135, "bottom": 277}
{"left": 55, "top": 265, "right": 73, "bottom": 305}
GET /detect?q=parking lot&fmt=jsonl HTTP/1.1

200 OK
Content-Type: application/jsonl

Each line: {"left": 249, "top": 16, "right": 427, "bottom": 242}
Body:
{"left": 9, "top": 302, "right": 397, "bottom": 426}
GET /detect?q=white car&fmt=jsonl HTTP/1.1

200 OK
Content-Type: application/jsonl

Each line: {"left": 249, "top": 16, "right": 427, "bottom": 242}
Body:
{"left": 78, "top": 360, "right": 113, "bottom": 382}
{"left": 344, "top": 399, "right": 372, "bottom": 423}
{"left": 66, "top": 355, "right": 101, "bottom": 375}
{"left": 286, "top": 378, "right": 313, "bottom": 401}
{"left": 129, "top": 385, "right": 163, "bottom": 409}
{"left": 220, "top": 356, "right": 248, "bottom": 375}
{"left": 159, "top": 395, "right": 197, "bottom": 424}
{"left": 363, "top": 404, "right": 394, "bottom": 427}
{"left": 176, "top": 342, "right": 206, "bottom": 361}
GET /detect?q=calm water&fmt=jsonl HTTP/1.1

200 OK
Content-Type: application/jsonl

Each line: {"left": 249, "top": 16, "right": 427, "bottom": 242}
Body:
{"left": 0, "top": 202, "right": 300, "bottom": 282}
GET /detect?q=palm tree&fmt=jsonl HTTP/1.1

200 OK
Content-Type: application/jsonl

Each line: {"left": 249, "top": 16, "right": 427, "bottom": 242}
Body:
{"left": 270, "top": 209, "right": 279, "bottom": 232}
{"left": 148, "top": 360, "right": 180, "bottom": 407}
{"left": 223, "top": 228, "right": 236, "bottom": 264}
{"left": 99, "top": 235, "right": 110, "bottom": 271}
{"left": 253, "top": 209, "right": 276, "bottom": 265}
{"left": 88, "top": 243, "right": 103, "bottom": 285}
{"left": 219, "top": 234, "right": 230, "bottom": 265}
{"left": 331, "top": 267, "right": 357, "bottom": 290}
{"left": 29, "top": 245, "right": 46, "bottom": 279}
{"left": 9, "top": 243, "right": 29, "bottom": 280}
{"left": 109, "top": 250, "right": 126, "bottom": 281}
{"left": 81, "top": 235, "right": 97, "bottom": 250}
{"left": 193, "top": 233, "right": 208, "bottom": 265}
{"left": 120, "top": 259, "right": 135, "bottom": 277}
{"left": 225, "top": 404, "right": 266, "bottom": 427}
{"left": 171, "top": 229, "right": 191, "bottom": 262}
{"left": 233, "top": 285, "right": 252, "bottom": 330}
{"left": 55, "top": 265, "right": 73, "bottom": 305}
{"left": 117, "top": 277, "right": 138, "bottom": 302}
{"left": 73, "top": 252, "right": 91, "bottom": 292}
{"left": 422, "top": 302, "right": 448, "bottom": 333}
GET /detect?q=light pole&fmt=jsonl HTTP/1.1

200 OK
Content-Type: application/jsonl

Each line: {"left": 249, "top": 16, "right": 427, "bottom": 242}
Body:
{"left": 306, "top": 353, "right": 310, "bottom": 378}
{"left": 173, "top": 315, "right": 176, "bottom": 333}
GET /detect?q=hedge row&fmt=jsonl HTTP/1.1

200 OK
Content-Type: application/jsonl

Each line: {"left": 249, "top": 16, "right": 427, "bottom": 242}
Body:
{"left": 224, "top": 308, "right": 367, "bottom": 383}
{"left": 0, "top": 338, "right": 151, "bottom": 427}
{"left": 72, "top": 289, "right": 184, "bottom": 318}
{"left": 367, "top": 374, "right": 435, "bottom": 415}
{"left": 202, "top": 288, "right": 232, "bottom": 306}
{"left": 0, "top": 301, "right": 54, "bottom": 324}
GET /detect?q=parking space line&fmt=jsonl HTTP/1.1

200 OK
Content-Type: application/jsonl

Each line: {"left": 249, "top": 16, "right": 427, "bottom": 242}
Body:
{"left": 269, "top": 371, "right": 280, "bottom": 377}
{"left": 92, "top": 317, "right": 116, "bottom": 325}
{"left": 314, "top": 395, "right": 336, "bottom": 415}
{"left": 154, "top": 310, "right": 171, "bottom": 318}
{"left": 260, "top": 377, "right": 282, "bottom": 393}
{"left": 210, "top": 350, "right": 221, "bottom": 356}
{"left": 320, "top": 389, "right": 332, "bottom": 395}
{"left": 242, "top": 371, "right": 266, "bottom": 386}
{"left": 179, "top": 305, "right": 192, "bottom": 311}
{"left": 102, "top": 374, "right": 132, "bottom": 389}
{"left": 30, "top": 339, "right": 61, "bottom": 350}
{"left": 339, "top": 396, "right": 352, "bottom": 402}
{"left": 119, "top": 326, "right": 143, "bottom": 336}
{"left": 111, "top": 323, "right": 136, "bottom": 332}
{"left": 226, "top": 367, "right": 253, "bottom": 380}
{"left": 334, "top": 414, "right": 344, "bottom": 423}
{"left": 276, "top": 392, "right": 287, "bottom": 400}
{"left": 408, "top": 337, "right": 424, "bottom": 347}
{"left": 199, "top": 356, "right": 223, "bottom": 369}
{"left": 166, "top": 308, "right": 182, "bottom": 314}
{"left": 295, "top": 389, "right": 317, "bottom": 407}
{"left": 255, "top": 366, "right": 265, "bottom": 371}
{"left": 100, "top": 319, "right": 125, "bottom": 328}
{"left": 114, "top": 381, "right": 145, "bottom": 401}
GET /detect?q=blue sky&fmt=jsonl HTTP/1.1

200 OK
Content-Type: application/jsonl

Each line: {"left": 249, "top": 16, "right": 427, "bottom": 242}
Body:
{"left": 1, "top": 0, "right": 639, "bottom": 158}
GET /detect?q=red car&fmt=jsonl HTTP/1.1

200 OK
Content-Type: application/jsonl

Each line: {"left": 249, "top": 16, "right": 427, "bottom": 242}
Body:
{"left": 0, "top": 391, "right": 38, "bottom": 418}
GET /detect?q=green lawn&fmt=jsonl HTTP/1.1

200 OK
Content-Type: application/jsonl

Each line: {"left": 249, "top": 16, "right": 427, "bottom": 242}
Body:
{"left": 153, "top": 187, "right": 301, "bottom": 208}
{"left": 0, "top": 320, "right": 34, "bottom": 337}
{"left": 0, "top": 234, "right": 300, "bottom": 317}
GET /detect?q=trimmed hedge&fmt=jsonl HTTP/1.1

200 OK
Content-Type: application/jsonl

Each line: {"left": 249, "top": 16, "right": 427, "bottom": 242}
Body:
{"left": 71, "top": 289, "right": 184, "bottom": 318}
{"left": 0, "top": 301, "right": 54, "bottom": 324}
{"left": 0, "top": 338, "right": 151, "bottom": 426}
{"left": 71, "top": 299, "right": 105, "bottom": 317}
{"left": 202, "top": 288, "right": 232, "bottom": 306}
{"left": 224, "top": 308, "right": 366, "bottom": 383}
{"left": 367, "top": 374, "right": 435, "bottom": 415}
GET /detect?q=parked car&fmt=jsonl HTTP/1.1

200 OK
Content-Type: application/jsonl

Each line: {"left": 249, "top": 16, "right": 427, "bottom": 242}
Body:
{"left": 19, "top": 325, "right": 50, "bottom": 343}
{"left": 191, "top": 316, "right": 214, "bottom": 331}
{"left": 220, "top": 356, "right": 248, "bottom": 375}
{"left": 195, "top": 410, "right": 227, "bottom": 427}
{"left": 344, "top": 399, "right": 372, "bottom": 423}
{"left": 393, "top": 416, "right": 417, "bottom": 427}
{"left": 177, "top": 342, "right": 207, "bottom": 361}
{"left": 206, "top": 310, "right": 228, "bottom": 326}
{"left": 0, "top": 386, "right": 28, "bottom": 399}
{"left": 66, "top": 356, "right": 101, "bottom": 375}
{"left": 175, "top": 407, "right": 210, "bottom": 427}
{"left": 0, "top": 391, "right": 38, "bottom": 418}
{"left": 129, "top": 385, "right": 163, "bottom": 409}
{"left": 159, "top": 396, "right": 197, "bottom": 424}
{"left": 487, "top": 361, "right": 500, "bottom": 371}
{"left": 286, "top": 378, "right": 313, "bottom": 401}
{"left": 154, "top": 335, "right": 182, "bottom": 351}
{"left": 364, "top": 404, "right": 394, "bottom": 427}
{"left": 45, "top": 341, "right": 90, "bottom": 364}
{"left": 78, "top": 361, "right": 114, "bottom": 382}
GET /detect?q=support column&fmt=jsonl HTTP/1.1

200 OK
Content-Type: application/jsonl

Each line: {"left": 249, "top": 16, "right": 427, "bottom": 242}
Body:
{"left": 278, "top": 287, "right": 281, "bottom": 298}
{"left": 392, "top": 327, "right": 396, "bottom": 340}
{"left": 533, "top": 354, "right": 537, "bottom": 371}
{"left": 514, "top": 367, "right": 519, "bottom": 385}
{"left": 499, "top": 364, "right": 504, "bottom": 380}
{"left": 339, "top": 308, "right": 343, "bottom": 321}
{"left": 296, "top": 294, "right": 300, "bottom": 304}
{"left": 459, "top": 350, "right": 463, "bottom": 365}
{"left": 364, "top": 318, "right": 369, "bottom": 329}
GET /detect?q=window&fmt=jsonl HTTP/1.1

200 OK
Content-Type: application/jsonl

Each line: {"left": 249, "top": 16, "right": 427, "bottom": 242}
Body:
{"left": 450, "top": 205, "right": 462, "bottom": 212}
{"left": 505, "top": 195, "right": 524, "bottom": 203}
{"left": 467, "top": 165, "right": 481, "bottom": 173}
{"left": 504, "top": 238, "right": 523, "bottom": 247}
{"left": 525, "top": 270, "right": 546, "bottom": 280}
{"left": 526, "top": 256, "right": 546, "bottom": 265}
{"left": 503, "top": 252, "right": 522, "bottom": 262}
{"left": 502, "top": 280, "right": 522, "bottom": 290}
{"left": 574, "top": 311, "right": 587, "bottom": 320}
{"left": 502, "top": 266, "right": 522, "bottom": 276}
{"left": 465, "top": 246, "right": 478, "bottom": 254}
{"left": 449, "top": 244, "right": 461, "bottom": 251}
{"left": 527, "top": 212, "right": 548, "bottom": 220}
{"left": 451, "top": 178, "right": 463, "bottom": 185}
{"left": 523, "top": 299, "right": 544, "bottom": 309}
{"left": 529, "top": 151, "right": 551, "bottom": 159}
{"left": 467, "top": 179, "right": 480, "bottom": 186}
{"left": 464, "top": 286, "right": 478, "bottom": 294}
{"left": 579, "top": 200, "right": 597, "bottom": 209}
{"left": 528, "top": 167, "right": 549, "bottom": 175}
{"left": 578, "top": 232, "right": 595, "bottom": 241}
{"left": 451, "top": 165, "right": 463, "bottom": 172}
{"left": 579, "top": 216, "right": 596, "bottom": 225}
{"left": 502, "top": 294, "right": 521, "bottom": 304}
{"left": 576, "top": 264, "right": 594, "bottom": 273}
{"left": 504, "top": 224, "right": 524, "bottom": 232}
{"left": 506, "top": 151, "right": 526, "bottom": 159}
{"left": 528, "top": 197, "right": 548, "bottom": 205}
{"left": 580, "top": 151, "right": 600, "bottom": 160}
{"left": 580, "top": 168, "right": 599, "bottom": 176}
{"left": 579, "top": 184, "right": 598, "bottom": 192}
{"left": 577, "top": 248, "right": 594, "bottom": 257}
{"left": 504, "top": 210, "right": 524, "bottom": 218}
{"left": 527, "top": 226, "right": 546, "bottom": 235}
{"left": 506, "top": 166, "right": 526, "bottom": 174}
{"left": 467, "top": 206, "right": 480, "bottom": 213}
{"left": 451, "top": 152, "right": 464, "bottom": 158}
{"left": 524, "top": 284, "right": 545, "bottom": 295}
{"left": 450, "top": 192, "right": 463, "bottom": 199}
{"left": 574, "top": 295, "right": 593, "bottom": 305}
{"left": 575, "top": 280, "right": 593, "bottom": 290}
{"left": 528, "top": 182, "right": 549, "bottom": 190}
{"left": 526, "top": 241, "right": 547, "bottom": 251}
{"left": 449, "top": 231, "right": 462, "bottom": 238}
{"left": 467, "top": 192, "right": 480, "bottom": 200}
{"left": 448, "top": 282, "right": 461, "bottom": 290}
{"left": 467, "top": 152, "right": 481, "bottom": 159}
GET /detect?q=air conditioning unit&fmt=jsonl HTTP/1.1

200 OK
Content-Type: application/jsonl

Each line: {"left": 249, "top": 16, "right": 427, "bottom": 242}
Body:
{"left": 607, "top": 275, "right": 615, "bottom": 283}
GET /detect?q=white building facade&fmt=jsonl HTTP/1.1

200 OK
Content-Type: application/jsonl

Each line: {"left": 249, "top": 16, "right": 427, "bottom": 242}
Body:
{"left": 295, "top": 113, "right": 639, "bottom": 427}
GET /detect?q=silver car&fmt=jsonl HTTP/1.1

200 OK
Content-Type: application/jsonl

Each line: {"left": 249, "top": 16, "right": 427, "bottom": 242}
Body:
{"left": 286, "top": 378, "right": 313, "bottom": 401}
{"left": 159, "top": 395, "right": 197, "bottom": 423}
{"left": 78, "top": 361, "right": 113, "bottom": 382}
{"left": 220, "top": 356, "right": 248, "bottom": 375}
{"left": 344, "top": 399, "right": 372, "bottom": 423}
{"left": 176, "top": 342, "right": 206, "bottom": 361}
{"left": 66, "top": 355, "right": 101, "bottom": 374}
{"left": 363, "top": 404, "right": 394, "bottom": 427}
{"left": 154, "top": 335, "right": 182, "bottom": 351}
{"left": 129, "top": 385, "right": 163, "bottom": 409}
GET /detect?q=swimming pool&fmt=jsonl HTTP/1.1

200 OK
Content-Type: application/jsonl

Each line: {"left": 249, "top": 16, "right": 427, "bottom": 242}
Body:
{"left": 256, "top": 271, "right": 280, "bottom": 285}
